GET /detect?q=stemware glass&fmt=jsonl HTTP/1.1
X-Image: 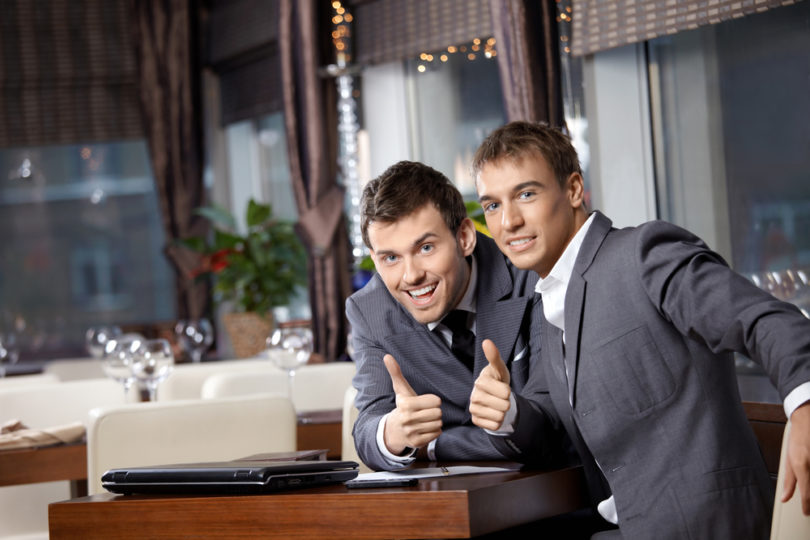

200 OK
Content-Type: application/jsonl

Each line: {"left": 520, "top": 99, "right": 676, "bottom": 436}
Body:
{"left": 85, "top": 325, "right": 122, "bottom": 359}
{"left": 0, "top": 332, "right": 20, "bottom": 377}
{"left": 130, "top": 338, "right": 175, "bottom": 401}
{"left": 174, "top": 318, "right": 214, "bottom": 363}
{"left": 101, "top": 333, "right": 144, "bottom": 400}
{"left": 265, "top": 327, "right": 313, "bottom": 407}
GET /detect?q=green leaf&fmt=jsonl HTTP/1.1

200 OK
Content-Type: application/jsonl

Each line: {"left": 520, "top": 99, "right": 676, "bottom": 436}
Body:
{"left": 246, "top": 199, "right": 272, "bottom": 228}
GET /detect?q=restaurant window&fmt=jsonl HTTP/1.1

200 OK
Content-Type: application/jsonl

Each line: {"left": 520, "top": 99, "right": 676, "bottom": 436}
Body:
{"left": 361, "top": 38, "right": 506, "bottom": 199}
{"left": 646, "top": 1, "right": 810, "bottom": 318}
{"left": 0, "top": 141, "right": 175, "bottom": 360}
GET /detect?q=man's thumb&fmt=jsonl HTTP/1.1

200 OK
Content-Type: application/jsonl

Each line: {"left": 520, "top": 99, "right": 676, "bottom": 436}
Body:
{"left": 482, "top": 339, "right": 510, "bottom": 383}
{"left": 383, "top": 354, "right": 416, "bottom": 396}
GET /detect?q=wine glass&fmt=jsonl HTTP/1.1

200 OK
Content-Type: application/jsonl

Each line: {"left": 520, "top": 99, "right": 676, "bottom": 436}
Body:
{"left": 101, "top": 333, "right": 144, "bottom": 400}
{"left": 0, "top": 332, "right": 20, "bottom": 377}
{"left": 174, "top": 319, "right": 214, "bottom": 363}
{"left": 265, "top": 327, "right": 313, "bottom": 407}
{"left": 85, "top": 325, "right": 122, "bottom": 359}
{"left": 130, "top": 338, "right": 175, "bottom": 401}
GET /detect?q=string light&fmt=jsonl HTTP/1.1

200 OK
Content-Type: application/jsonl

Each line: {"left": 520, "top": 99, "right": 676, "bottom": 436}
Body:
{"left": 414, "top": 37, "right": 498, "bottom": 74}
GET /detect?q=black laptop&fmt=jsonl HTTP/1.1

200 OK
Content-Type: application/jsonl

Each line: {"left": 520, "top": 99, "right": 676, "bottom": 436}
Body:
{"left": 101, "top": 459, "right": 359, "bottom": 495}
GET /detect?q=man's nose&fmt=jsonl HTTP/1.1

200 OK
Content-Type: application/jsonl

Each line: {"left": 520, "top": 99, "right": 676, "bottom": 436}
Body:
{"left": 402, "top": 257, "right": 425, "bottom": 284}
{"left": 502, "top": 203, "right": 524, "bottom": 230}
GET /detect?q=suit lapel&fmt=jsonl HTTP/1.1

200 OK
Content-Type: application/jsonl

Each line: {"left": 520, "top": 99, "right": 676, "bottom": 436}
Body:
{"left": 565, "top": 212, "right": 613, "bottom": 409}
{"left": 473, "top": 235, "right": 530, "bottom": 375}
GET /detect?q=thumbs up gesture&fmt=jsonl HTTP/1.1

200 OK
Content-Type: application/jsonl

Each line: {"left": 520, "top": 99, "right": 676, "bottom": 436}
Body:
{"left": 383, "top": 354, "right": 443, "bottom": 455}
{"left": 469, "top": 339, "right": 512, "bottom": 431}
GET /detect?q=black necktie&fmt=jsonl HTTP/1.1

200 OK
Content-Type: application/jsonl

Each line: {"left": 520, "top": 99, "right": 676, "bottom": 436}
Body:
{"left": 441, "top": 310, "right": 475, "bottom": 371}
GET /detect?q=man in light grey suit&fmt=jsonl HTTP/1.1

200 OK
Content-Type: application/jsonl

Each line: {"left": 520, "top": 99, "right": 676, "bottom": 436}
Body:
{"left": 348, "top": 160, "right": 570, "bottom": 471}
{"left": 469, "top": 121, "right": 810, "bottom": 538}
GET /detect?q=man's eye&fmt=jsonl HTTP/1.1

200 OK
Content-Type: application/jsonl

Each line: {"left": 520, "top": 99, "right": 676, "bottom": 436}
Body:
{"left": 383, "top": 255, "right": 398, "bottom": 264}
{"left": 420, "top": 244, "right": 434, "bottom": 254}
{"left": 518, "top": 191, "right": 535, "bottom": 200}
{"left": 483, "top": 202, "right": 499, "bottom": 213}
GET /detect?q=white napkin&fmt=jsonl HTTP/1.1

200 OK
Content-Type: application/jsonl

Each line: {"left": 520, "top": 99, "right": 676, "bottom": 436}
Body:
{"left": 0, "top": 419, "right": 85, "bottom": 450}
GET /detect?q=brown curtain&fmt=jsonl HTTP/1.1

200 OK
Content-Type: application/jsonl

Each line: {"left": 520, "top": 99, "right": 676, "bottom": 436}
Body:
{"left": 130, "top": 0, "right": 209, "bottom": 319}
{"left": 489, "top": 0, "right": 564, "bottom": 126}
{"left": 279, "top": 0, "right": 352, "bottom": 362}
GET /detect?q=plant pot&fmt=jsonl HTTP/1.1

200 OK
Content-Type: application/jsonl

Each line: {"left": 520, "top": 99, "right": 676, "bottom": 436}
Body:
{"left": 222, "top": 312, "right": 274, "bottom": 358}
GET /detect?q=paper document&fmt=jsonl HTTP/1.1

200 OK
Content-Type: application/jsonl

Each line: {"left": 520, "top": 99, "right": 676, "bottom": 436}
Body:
{"left": 354, "top": 465, "right": 515, "bottom": 481}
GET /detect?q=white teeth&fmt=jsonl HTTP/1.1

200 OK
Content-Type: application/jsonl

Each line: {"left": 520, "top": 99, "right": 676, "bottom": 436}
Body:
{"left": 509, "top": 238, "right": 531, "bottom": 246}
{"left": 409, "top": 284, "right": 436, "bottom": 297}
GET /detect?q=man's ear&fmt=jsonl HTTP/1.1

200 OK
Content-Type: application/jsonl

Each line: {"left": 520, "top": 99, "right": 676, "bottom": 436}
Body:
{"left": 567, "top": 172, "right": 585, "bottom": 208}
{"left": 457, "top": 218, "right": 477, "bottom": 257}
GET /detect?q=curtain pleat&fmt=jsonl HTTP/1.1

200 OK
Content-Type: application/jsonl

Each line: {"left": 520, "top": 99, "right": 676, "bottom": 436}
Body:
{"left": 280, "top": 0, "right": 351, "bottom": 362}
{"left": 489, "top": 0, "right": 564, "bottom": 126}
{"left": 130, "top": 0, "right": 209, "bottom": 320}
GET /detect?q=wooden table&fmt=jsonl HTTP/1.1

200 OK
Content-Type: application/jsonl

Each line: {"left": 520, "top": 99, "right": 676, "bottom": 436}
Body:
{"left": 0, "top": 443, "right": 88, "bottom": 497}
{"left": 1, "top": 410, "right": 343, "bottom": 493}
{"left": 48, "top": 464, "right": 587, "bottom": 539}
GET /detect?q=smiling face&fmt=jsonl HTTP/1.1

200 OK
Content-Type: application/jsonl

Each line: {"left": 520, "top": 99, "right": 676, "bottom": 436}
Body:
{"left": 476, "top": 152, "right": 588, "bottom": 278}
{"left": 367, "top": 204, "right": 476, "bottom": 325}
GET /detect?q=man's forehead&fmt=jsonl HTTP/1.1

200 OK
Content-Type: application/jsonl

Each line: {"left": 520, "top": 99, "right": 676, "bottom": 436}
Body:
{"left": 367, "top": 205, "right": 450, "bottom": 251}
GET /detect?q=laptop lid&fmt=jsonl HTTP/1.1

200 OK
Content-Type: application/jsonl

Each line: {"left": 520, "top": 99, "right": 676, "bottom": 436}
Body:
{"left": 101, "top": 459, "right": 359, "bottom": 495}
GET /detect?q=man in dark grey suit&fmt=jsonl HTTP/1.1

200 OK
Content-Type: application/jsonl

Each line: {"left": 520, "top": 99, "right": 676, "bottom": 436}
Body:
{"left": 348, "top": 160, "right": 570, "bottom": 471}
{"left": 469, "top": 120, "right": 810, "bottom": 538}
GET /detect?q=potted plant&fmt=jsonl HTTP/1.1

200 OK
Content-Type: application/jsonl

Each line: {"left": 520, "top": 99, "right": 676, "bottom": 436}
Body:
{"left": 180, "top": 199, "right": 308, "bottom": 357}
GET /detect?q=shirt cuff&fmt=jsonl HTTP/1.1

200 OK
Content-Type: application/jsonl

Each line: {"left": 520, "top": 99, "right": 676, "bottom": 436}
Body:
{"left": 784, "top": 381, "right": 810, "bottom": 418}
{"left": 484, "top": 393, "right": 517, "bottom": 436}
{"left": 427, "top": 438, "right": 437, "bottom": 461}
{"left": 376, "top": 412, "right": 417, "bottom": 466}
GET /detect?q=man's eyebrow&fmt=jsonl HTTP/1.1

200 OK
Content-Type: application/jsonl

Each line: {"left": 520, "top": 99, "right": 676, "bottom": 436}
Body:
{"left": 479, "top": 180, "right": 544, "bottom": 203}
{"left": 374, "top": 232, "right": 439, "bottom": 256}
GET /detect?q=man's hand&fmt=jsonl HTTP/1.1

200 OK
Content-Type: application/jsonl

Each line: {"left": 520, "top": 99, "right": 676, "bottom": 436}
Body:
{"left": 782, "top": 402, "right": 810, "bottom": 515}
{"left": 383, "top": 354, "right": 442, "bottom": 455}
{"left": 469, "top": 339, "right": 512, "bottom": 431}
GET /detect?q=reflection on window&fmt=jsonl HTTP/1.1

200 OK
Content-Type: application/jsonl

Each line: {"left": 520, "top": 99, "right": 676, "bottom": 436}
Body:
{"left": 0, "top": 141, "right": 176, "bottom": 360}
{"left": 647, "top": 1, "right": 810, "bottom": 319}
{"left": 403, "top": 38, "right": 505, "bottom": 199}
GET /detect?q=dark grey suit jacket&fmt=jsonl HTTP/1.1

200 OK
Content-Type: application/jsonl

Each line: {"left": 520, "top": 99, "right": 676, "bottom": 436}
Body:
{"left": 348, "top": 233, "right": 569, "bottom": 471}
{"left": 541, "top": 211, "right": 810, "bottom": 539}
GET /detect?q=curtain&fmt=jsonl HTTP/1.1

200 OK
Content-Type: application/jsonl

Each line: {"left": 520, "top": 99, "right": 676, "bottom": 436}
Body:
{"left": 279, "top": 0, "right": 352, "bottom": 363}
{"left": 489, "top": 0, "right": 564, "bottom": 126}
{"left": 130, "top": 0, "right": 209, "bottom": 320}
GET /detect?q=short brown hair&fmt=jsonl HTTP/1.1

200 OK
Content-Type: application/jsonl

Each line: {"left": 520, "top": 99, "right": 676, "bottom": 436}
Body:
{"left": 471, "top": 121, "right": 582, "bottom": 187}
{"left": 360, "top": 161, "right": 467, "bottom": 249}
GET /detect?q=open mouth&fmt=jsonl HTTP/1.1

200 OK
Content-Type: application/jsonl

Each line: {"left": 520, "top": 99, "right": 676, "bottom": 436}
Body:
{"left": 507, "top": 236, "right": 535, "bottom": 251}
{"left": 407, "top": 284, "right": 437, "bottom": 303}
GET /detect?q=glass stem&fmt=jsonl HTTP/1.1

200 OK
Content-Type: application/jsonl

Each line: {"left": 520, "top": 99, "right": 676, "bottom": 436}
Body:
{"left": 287, "top": 370, "right": 296, "bottom": 409}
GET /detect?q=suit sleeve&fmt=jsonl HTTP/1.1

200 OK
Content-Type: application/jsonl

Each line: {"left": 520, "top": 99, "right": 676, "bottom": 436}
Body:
{"left": 347, "top": 295, "right": 405, "bottom": 471}
{"left": 486, "top": 298, "right": 575, "bottom": 466}
{"left": 636, "top": 221, "right": 810, "bottom": 399}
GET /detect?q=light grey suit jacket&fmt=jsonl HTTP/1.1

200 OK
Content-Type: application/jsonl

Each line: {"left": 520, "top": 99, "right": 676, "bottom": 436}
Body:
{"left": 540, "top": 211, "right": 810, "bottom": 539}
{"left": 348, "top": 233, "right": 569, "bottom": 471}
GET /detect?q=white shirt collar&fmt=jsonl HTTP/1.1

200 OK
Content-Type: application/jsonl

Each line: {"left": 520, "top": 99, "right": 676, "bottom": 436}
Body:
{"left": 534, "top": 213, "right": 595, "bottom": 333}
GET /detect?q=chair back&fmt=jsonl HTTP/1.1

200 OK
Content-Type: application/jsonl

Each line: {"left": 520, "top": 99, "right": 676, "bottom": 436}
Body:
{"left": 86, "top": 394, "right": 296, "bottom": 494}
{"left": 157, "top": 358, "right": 276, "bottom": 401}
{"left": 0, "top": 372, "right": 60, "bottom": 389}
{"left": 201, "top": 361, "right": 356, "bottom": 413}
{"left": 771, "top": 419, "right": 810, "bottom": 539}
{"left": 0, "top": 378, "right": 126, "bottom": 539}
{"left": 44, "top": 358, "right": 106, "bottom": 381}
